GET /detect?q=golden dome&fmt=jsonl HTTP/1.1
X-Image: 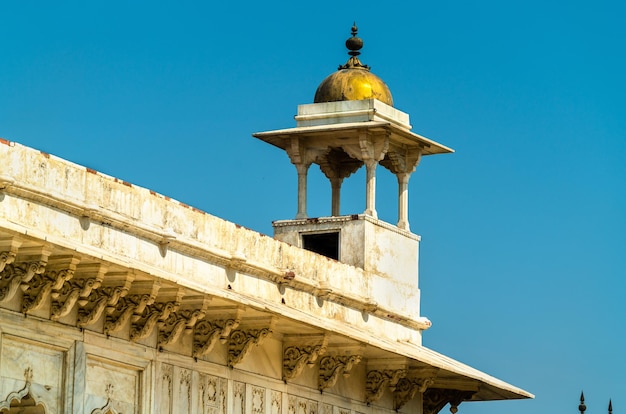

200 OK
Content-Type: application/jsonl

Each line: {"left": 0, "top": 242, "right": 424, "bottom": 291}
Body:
{"left": 314, "top": 25, "right": 393, "bottom": 106}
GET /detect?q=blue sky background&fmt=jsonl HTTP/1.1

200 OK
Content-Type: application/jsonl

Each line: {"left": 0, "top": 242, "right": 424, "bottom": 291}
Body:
{"left": 2, "top": 1, "right": 625, "bottom": 413}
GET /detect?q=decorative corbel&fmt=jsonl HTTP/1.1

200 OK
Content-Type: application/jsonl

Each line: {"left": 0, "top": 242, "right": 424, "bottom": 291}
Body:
{"left": 51, "top": 263, "right": 107, "bottom": 321}
{"left": 22, "top": 255, "right": 81, "bottom": 313}
{"left": 318, "top": 354, "right": 362, "bottom": 391}
{"left": 157, "top": 295, "right": 211, "bottom": 348}
{"left": 422, "top": 389, "right": 475, "bottom": 414}
{"left": 282, "top": 335, "right": 328, "bottom": 382}
{"left": 0, "top": 236, "right": 22, "bottom": 272}
{"left": 380, "top": 146, "right": 422, "bottom": 175}
{"left": 0, "top": 261, "right": 47, "bottom": 303}
{"left": 77, "top": 272, "right": 135, "bottom": 328}
{"left": 104, "top": 280, "right": 161, "bottom": 335}
{"left": 228, "top": 317, "right": 275, "bottom": 368}
{"left": 192, "top": 307, "right": 244, "bottom": 359}
{"left": 365, "top": 369, "right": 407, "bottom": 404}
{"left": 130, "top": 288, "right": 183, "bottom": 341}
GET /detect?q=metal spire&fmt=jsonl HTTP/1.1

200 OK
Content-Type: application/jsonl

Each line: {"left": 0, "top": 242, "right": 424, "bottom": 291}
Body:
{"left": 580, "top": 392, "right": 587, "bottom": 414}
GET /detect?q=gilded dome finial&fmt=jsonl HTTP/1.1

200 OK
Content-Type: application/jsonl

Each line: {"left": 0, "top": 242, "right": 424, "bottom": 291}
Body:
{"left": 339, "top": 23, "right": 369, "bottom": 70}
{"left": 314, "top": 24, "right": 393, "bottom": 106}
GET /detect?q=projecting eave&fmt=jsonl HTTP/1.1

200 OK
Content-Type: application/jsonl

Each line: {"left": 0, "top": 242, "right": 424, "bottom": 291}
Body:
{"left": 397, "top": 342, "right": 534, "bottom": 401}
{"left": 253, "top": 121, "right": 454, "bottom": 156}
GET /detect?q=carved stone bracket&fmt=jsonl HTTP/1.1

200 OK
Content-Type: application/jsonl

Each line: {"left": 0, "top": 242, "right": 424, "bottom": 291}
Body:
{"left": 317, "top": 148, "right": 362, "bottom": 182}
{"left": 393, "top": 376, "right": 436, "bottom": 411}
{"left": 282, "top": 336, "right": 328, "bottom": 382}
{"left": 380, "top": 147, "right": 422, "bottom": 175}
{"left": 22, "top": 256, "right": 80, "bottom": 313}
{"left": 228, "top": 326, "right": 273, "bottom": 368}
{"left": 318, "top": 354, "right": 362, "bottom": 391}
{"left": 0, "top": 261, "right": 46, "bottom": 303}
{"left": 0, "top": 236, "right": 23, "bottom": 272}
{"left": 105, "top": 294, "right": 154, "bottom": 335}
{"left": 104, "top": 281, "right": 160, "bottom": 335}
{"left": 158, "top": 296, "right": 211, "bottom": 348}
{"left": 130, "top": 295, "right": 181, "bottom": 342}
{"left": 365, "top": 369, "right": 407, "bottom": 404}
{"left": 0, "top": 251, "right": 16, "bottom": 273}
{"left": 193, "top": 317, "right": 241, "bottom": 359}
{"left": 51, "top": 264, "right": 107, "bottom": 321}
{"left": 77, "top": 273, "right": 134, "bottom": 328}
{"left": 422, "top": 389, "right": 475, "bottom": 414}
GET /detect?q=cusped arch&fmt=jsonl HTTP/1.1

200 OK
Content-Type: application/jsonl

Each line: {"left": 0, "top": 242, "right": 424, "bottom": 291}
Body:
{"left": 0, "top": 389, "right": 47, "bottom": 413}
{"left": 0, "top": 368, "right": 49, "bottom": 414}
{"left": 91, "top": 399, "right": 118, "bottom": 414}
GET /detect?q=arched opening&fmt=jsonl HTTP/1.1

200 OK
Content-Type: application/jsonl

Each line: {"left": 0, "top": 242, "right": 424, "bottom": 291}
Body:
{"left": 0, "top": 392, "right": 46, "bottom": 414}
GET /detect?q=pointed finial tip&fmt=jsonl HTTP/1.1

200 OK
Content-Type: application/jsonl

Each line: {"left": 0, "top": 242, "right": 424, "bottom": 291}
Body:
{"left": 579, "top": 391, "right": 587, "bottom": 414}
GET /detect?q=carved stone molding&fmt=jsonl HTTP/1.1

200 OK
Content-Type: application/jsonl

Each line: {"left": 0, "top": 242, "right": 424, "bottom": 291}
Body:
{"left": 365, "top": 369, "right": 407, "bottom": 404}
{"left": 282, "top": 336, "right": 328, "bottom": 382}
{"left": 193, "top": 317, "right": 241, "bottom": 359}
{"left": 0, "top": 261, "right": 46, "bottom": 303}
{"left": 422, "top": 389, "right": 475, "bottom": 414}
{"left": 318, "top": 354, "right": 362, "bottom": 390}
{"left": 228, "top": 327, "right": 273, "bottom": 368}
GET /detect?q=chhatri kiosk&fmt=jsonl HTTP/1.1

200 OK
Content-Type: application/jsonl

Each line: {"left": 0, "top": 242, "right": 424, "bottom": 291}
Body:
{"left": 0, "top": 25, "right": 531, "bottom": 413}
{"left": 255, "top": 25, "right": 454, "bottom": 325}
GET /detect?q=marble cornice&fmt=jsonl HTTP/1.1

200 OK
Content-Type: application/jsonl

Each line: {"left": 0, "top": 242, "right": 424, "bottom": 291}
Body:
{"left": 0, "top": 168, "right": 430, "bottom": 332}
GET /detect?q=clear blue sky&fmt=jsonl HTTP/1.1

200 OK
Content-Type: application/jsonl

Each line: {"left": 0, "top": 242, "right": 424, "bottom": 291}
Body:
{"left": 2, "top": 1, "right": 625, "bottom": 413}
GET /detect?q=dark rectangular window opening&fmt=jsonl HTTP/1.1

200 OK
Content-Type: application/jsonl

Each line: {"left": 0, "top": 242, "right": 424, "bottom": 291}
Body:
{"left": 302, "top": 232, "right": 339, "bottom": 260}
